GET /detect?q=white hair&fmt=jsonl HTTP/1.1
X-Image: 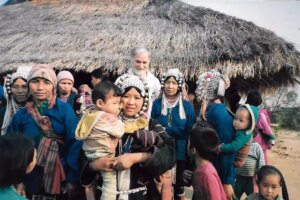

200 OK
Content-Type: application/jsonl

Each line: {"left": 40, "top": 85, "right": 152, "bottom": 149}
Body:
{"left": 131, "top": 46, "right": 151, "bottom": 58}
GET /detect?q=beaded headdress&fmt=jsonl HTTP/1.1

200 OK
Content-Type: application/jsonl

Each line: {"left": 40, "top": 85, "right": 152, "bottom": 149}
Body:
{"left": 195, "top": 69, "right": 230, "bottom": 120}
{"left": 195, "top": 69, "right": 230, "bottom": 102}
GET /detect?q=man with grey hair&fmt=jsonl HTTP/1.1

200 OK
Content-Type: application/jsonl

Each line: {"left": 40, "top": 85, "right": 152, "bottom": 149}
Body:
{"left": 127, "top": 46, "right": 161, "bottom": 100}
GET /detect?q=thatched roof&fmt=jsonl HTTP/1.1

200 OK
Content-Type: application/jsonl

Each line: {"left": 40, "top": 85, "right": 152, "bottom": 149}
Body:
{"left": 0, "top": 0, "right": 299, "bottom": 91}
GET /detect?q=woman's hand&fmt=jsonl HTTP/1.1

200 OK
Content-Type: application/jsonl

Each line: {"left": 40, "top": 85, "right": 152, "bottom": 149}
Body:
{"left": 15, "top": 183, "right": 26, "bottom": 197}
{"left": 89, "top": 155, "right": 117, "bottom": 172}
{"left": 183, "top": 170, "right": 193, "bottom": 186}
{"left": 113, "top": 152, "right": 151, "bottom": 171}
{"left": 61, "top": 182, "right": 76, "bottom": 200}
{"left": 222, "top": 184, "right": 236, "bottom": 200}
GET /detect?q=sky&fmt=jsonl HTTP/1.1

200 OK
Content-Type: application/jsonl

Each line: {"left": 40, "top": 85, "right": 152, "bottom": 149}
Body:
{"left": 181, "top": 0, "right": 300, "bottom": 51}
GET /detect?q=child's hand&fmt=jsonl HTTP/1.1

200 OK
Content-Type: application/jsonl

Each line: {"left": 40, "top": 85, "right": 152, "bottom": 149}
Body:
{"left": 270, "top": 139, "right": 275, "bottom": 145}
{"left": 216, "top": 144, "right": 222, "bottom": 154}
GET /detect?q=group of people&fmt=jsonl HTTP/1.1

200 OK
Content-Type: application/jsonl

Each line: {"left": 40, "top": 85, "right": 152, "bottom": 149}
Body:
{"left": 0, "top": 46, "right": 289, "bottom": 200}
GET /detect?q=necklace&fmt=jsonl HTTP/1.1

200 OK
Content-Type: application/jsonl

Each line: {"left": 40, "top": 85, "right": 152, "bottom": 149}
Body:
{"left": 119, "top": 113, "right": 138, "bottom": 122}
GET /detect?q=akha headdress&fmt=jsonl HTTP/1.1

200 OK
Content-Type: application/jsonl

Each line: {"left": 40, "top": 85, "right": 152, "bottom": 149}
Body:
{"left": 195, "top": 69, "right": 230, "bottom": 102}
{"left": 195, "top": 69, "right": 230, "bottom": 120}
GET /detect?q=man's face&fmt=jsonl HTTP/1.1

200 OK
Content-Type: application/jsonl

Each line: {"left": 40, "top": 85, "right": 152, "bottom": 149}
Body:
{"left": 132, "top": 52, "right": 150, "bottom": 75}
{"left": 91, "top": 76, "right": 101, "bottom": 87}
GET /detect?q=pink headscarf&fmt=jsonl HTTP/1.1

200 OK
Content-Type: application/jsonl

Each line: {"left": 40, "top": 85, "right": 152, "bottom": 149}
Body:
{"left": 56, "top": 70, "right": 74, "bottom": 84}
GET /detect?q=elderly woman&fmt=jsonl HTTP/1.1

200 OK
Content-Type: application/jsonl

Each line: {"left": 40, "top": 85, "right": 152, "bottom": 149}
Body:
{"left": 80, "top": 73, "right": 175, "bottom": 200}
{"left": 151, "top": 68, "right": 195, "bottom": 200}
{"left": 1, "top": 66, "right": 31, "bottom": 135}
{"left": 195, "top": 69, "right": 236, "bottom": 200}
{"left": 8, "top": 64, "right": 82, "bottom": 200}
{"left": 56, "top": 70, "right": 79, "bottom": 108}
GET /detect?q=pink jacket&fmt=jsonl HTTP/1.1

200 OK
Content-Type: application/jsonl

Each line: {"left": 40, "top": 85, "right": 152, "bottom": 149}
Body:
{"left": 254, "top": 109, "right": 274, "bottom": 150}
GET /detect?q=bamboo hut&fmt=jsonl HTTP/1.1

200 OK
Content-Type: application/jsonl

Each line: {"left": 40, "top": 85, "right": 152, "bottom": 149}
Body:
{"left": 0, "top": 0, "right": 299, "bottom": 91}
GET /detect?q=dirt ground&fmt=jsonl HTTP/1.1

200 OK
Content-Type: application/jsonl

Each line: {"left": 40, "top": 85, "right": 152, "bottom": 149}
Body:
{"left": 185, "top": 129, "right": 300, "bottom": 200}
{"left": 268, "top": 129, "right": 300, "bottom": 200}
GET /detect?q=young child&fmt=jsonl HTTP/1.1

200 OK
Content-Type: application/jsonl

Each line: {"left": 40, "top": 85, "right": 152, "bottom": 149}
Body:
{"left": 0, "top": 134, "right": 36, "bottom": 200}
{"left": 75, "top": 80, "right": 125, "bottom": 200}
{"left": 234, "top": 130, "right": 266, "bottom": 199}
{"left": 76, "top": 84, "right": 94, "bottom": 116}
{"left": 246, "top": 165, "right": 289, "bottom": 200}
{"left": 79, "top": 84, "right": 92, "bottom": 94}
{"left": 218, "top": 104, "right": 259, "bottom": 167}
{"left": 188, "top": 127, "right": 227, "bottom": 200}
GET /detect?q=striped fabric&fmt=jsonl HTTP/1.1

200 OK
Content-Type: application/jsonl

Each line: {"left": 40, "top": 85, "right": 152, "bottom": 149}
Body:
{"left": 135, "top": 129, "right": 156, "bottom": 148}
{"left": 28, "top": 102, "right": 66, "bottom": 194}
{"left": 236, "top": 142, "right": 265, "bottom": 177}
{"left": 37, "top": 138, "right": 66, "bottom": 194}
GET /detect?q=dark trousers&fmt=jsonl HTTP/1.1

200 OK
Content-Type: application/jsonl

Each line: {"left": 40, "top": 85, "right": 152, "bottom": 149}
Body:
{"left": 234, "top": 175, "right": 254, "bottom": 199}
{"left": 174, "top": 160, "right": 186, "bottom": 199}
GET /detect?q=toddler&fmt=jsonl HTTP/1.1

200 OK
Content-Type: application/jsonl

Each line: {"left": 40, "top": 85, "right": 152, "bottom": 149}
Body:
{"left": 234, "top": 130, "right": 265, "bottom": 198}
{"left": 219, "top": 104, "right": 259, "bottom": 167}
{"left": 76, "top": 80, "right": 125, "bottom": 200}
{"left": 246, "top": 165, "right": 289, "bottom": 200}
{"left": 76, "top": 84, "right": 94, "bottom": 116}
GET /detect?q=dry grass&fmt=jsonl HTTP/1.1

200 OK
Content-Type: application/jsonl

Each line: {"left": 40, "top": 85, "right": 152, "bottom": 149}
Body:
{"left": 0, "top": 0, "right": 299, "bottom": 91}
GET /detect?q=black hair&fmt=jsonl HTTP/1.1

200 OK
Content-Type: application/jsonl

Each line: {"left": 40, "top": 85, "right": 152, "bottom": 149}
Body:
{"left": 246, "top": 90, "right": 262, "bottom": 106}
{"left": 225, "top": 87, "right": 241, "bottom": 113}
{"left": 91, "top": 68, "right": 106, "bottom": 80}
{"left": 92, "top": 80, "right": 122, "bottom": 104}
{"left": 11, "top": 77, "right": 27, "bottom": 85}
{"left": 0, "top": 134, "right": 35, "bottom": 188}
{"left": 188, "top": 127, "right": 219, "bottom": 160}
{"left": 257, "top": 165, "right": 289, "bottom": 200}
{"left": 123, "top": 86, "right": 143, "bottom": 97}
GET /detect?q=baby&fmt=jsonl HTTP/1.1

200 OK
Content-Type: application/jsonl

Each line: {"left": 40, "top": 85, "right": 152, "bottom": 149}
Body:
{"left": 219, "top": 104, "right": 259, "bottom": 167}
{"left": 76, "top": 80, "right": 124, "bottom": 200}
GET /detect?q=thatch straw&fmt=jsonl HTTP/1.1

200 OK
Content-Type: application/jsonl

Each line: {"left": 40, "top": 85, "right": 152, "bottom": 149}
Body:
{"left": 0, "top": 0, "right": 299, "bottom": 91}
